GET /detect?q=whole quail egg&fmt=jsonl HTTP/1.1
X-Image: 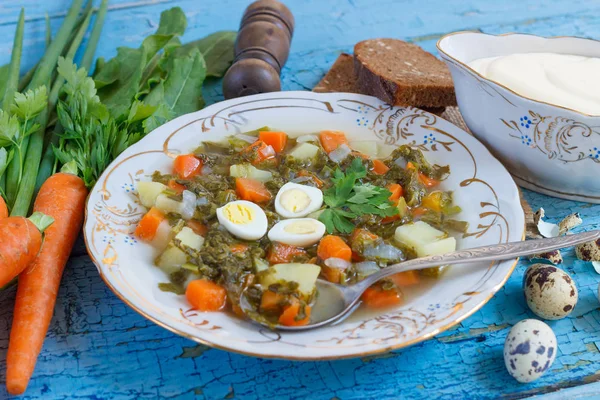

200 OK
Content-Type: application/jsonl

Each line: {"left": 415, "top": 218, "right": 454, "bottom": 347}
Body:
{"left": 527, "top": 250, "right": 563, "bottom": 265}
{"left": 504, "top": 319, "right": 557, "bottom": 383}
{"left": 523, "top": 264, "right": 577, "bottom": 320}
{"left": 575, "top": 239, "right": 600, "bottom": 261}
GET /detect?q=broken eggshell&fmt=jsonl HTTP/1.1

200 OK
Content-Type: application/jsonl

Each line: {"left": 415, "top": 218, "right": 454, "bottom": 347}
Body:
{"left": 504, "top": 319, "right": 557, "bottom": 383}
{"left": 534, "top": 209, "right": 583, "bottom": 238}
{"left": 558, "top": 212, "right": 582, "bottom": 235}
{"left": 534, "top": 208, "right": 559, "bottom": 238}
{"left": 523, "top": 264, "right": 578, "bottom": 320}
{"left": 527, "top": 249, "right": 563, "bottom": 265}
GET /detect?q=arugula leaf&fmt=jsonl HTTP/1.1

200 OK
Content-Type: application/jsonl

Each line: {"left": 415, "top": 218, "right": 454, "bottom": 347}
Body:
{"left": 145, "top": 49, "right": 207, "bottom": 116}
{"left": 179, "top": 31, "right": 236, "bottom": 77}
{"left": 127, "top": 101, "right": 157, "bottom": 124}
{"left": 142, "top": 104, "right": 172, "bottom": 134}
{"left": 155, "top": 6, "right": 187, "bottom": 36}
{"left": 319, "top": 160, "right": 399, "bottom": 233}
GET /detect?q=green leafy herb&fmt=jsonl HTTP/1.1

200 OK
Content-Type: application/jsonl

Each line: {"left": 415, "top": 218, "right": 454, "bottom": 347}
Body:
{"left": 319, "top": 159, "right": 398, "bottom": 234}
{"left": 178, "top": 31, "right": 236, "bottom": 77}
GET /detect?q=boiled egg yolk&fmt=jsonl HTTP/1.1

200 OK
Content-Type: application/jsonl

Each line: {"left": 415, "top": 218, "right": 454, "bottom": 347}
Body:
{"left": 274, "top": 182, "right": 323, "bottom": 218}
{"left": 216, "top": 200, "right": 268, "bottom": 241}
{"left": 267, "top": 218, "right": 326, "bottom": 247}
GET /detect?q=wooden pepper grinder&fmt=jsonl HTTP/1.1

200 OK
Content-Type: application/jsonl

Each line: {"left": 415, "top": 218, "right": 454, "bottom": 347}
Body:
{"left": 223, "top": 0, "right": 294, "bottom": 99}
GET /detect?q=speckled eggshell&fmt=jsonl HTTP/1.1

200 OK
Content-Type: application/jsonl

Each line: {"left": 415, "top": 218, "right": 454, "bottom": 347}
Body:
{"left": 504, "top": 319, "right": 557, "bottom": 383}
{"left": 523, "top": 264, "right": 578, "bottom": 320}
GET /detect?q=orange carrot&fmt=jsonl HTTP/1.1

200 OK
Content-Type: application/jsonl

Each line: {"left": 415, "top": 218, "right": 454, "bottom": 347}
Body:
{"left": 241, "top": 140, "right": 276, "bottom": 165}
{"left": 235, "top": 177, "right": 272, "bottom": 203}
{"left": 135, "top": 207, "right": 165, "bottom": 242}
{"left": 297, "top": 170, "right": 324, "bottom": 188}
{"left": 186, "top": 279, "right": 227, "bottom": 312}
{"left": 231, "top": 243, "right": 249, "bottom": 254}
{"left": 168, "top": 179, "right": 186, "bottom": 194}
{"left": 6, "top": 171, "right": 84, "bottom": 395}
{"left": 406, "top": 162, "right": 440, "bottom": 188}
{"left": 421, "top": 192, "right": 443, "bottom": 212}
{"left": 371, "top": 159, "right": 390, "bottom": 175}
{"left": 390, "top": 271, "right": 420, "bottom": 287}
{"left": 0, "top": 214, "right": 51, "bottom": 288}
{"left": 321, "top": 265, "right": 343, "bottom": 284}
{"left": 173, "top": 154, "right": 203, "bottom": 179}
{"left": 361, "top": 285, "right": 402, "bottom": 308}
{"left": 260, "top": 290, "right": 285, "bottom": 311}
{"left": 317, "top": 235, "right": 352, "bottom": 262}
{"left": 187, "top": 220, "right": 208, "bottom": 237}
{"left": 350, "top": 228, "right": 379, "bottom": 245}
{"left": 387, "top": 183, "right": 403, "bottom": 202}
{"left": 267, "top": 242, "right": 307, "bottom": 264}
{"left": 319, "top": 130, "right": 348, "bottom": 153}
{"left": 412, "top": 206, "right": 428, "bottom": 217}
{"left": 259, "top": 131, "right": 288, "bottom": 153}
{"left": 279, "top": 302, "right": 311, "bottom": 326}
{"left": 0, "top": 196, "right": 7, "bottom": 219}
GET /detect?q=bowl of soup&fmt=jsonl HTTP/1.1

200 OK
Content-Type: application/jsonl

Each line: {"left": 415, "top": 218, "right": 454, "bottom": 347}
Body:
{"left": 438, "top": 32, "right": 600, "bottom": 203}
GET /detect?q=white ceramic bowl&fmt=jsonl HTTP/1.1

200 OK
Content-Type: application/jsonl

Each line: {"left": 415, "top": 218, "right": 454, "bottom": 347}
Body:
{"left": 438, "top": 32, "right": 600, "bottom": 203}
{"left": 84, "top": 91, "right": 524, "bottom": 360}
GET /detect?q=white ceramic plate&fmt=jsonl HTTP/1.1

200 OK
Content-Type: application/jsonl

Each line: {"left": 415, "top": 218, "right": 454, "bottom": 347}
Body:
{"left": 84, "top": 92, "right": 524, "bottom": 360}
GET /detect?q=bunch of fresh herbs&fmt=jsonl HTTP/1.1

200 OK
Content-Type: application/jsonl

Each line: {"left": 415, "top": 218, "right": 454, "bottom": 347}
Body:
{"left": 319, "top": 158, "right": 399, "bottom": 234}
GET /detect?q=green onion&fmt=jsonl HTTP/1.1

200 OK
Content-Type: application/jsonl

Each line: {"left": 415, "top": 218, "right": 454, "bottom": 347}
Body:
{"left": 80, "top": 0, "right": 109, "bottom": 72}
{"left": 11, "top": 0, "right": 85, "bottom": 217}
{"left": 1, "top": 9, "right": 24, "bottom": 111}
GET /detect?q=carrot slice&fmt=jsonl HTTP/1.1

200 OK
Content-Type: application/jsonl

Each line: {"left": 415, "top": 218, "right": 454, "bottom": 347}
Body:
{"left": 350, "top": 229, "right": 379, "bottom": 247}
{"left": 390, "top": 271, "right": 420, "bottom": 287}
{"left": 168, "top": 179, "right": 186, "bottom": 194}
{"left": 235, "top": 177, "right": 272, "bottom": 203}
{"left": 259, "top": 131, "right": 288, "bottom": 153}
{"left": 241, "top": 140, "right": 276, "bottom": 165}
{"left": 173, "top": 154, "right": 203, "bottom": 179}
{"left": 361, "top": 285, "right": 402, "bottom": 308}
{"left": 267, "top": 242, "right": 308, "bottom": 264}
{"left": 186, "top": 279, "right": 227, "bottom": 311}
{"left": 187, "top": 220, "right": 208, "bottom": 237}
{"left": 412, "top": 206, "right": 428, "bottom": 217}
{"left": 279, "top": 302, "right": 311, "bottom": 326}
{"left": 387, "top": 183, "right": 403, "bottom": 203}
{"left": 419, "top": 173, "right": 440, "bottom": 189}
{"left": 231, "top": 243, "right": 249, "bottom": 254}
{"left": 0, "top": 196, "right": 7, "bottom": 219}
{"left": 421, "top": 192, "right": 443, "bottom": 212}
{"left": 135, "top": 207, "right": 165, "bottom": 242}
{"left": 260, "top": 290, "right": 286, "bottom": 311}
{"left": 297, "top": 170, "right": 324, "bottom": 188}
{"left": 321, "top": 265, "right": 343, "bottom": 284}
{"left": 317, "top": 235, "right": 352, "bottom": 262}
{"left": 371, "top": 159, "right": 390, "bottom": 175}
{"left": 406, "top": 162, "right": 439, "bottom": 188}
{"left": 319, "top": 130, "right": 348, "bottom": 153}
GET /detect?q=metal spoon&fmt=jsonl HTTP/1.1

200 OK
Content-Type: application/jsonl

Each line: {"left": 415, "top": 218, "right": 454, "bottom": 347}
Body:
{"left": 241, "top": 230, "right": 600, "bottom": 331}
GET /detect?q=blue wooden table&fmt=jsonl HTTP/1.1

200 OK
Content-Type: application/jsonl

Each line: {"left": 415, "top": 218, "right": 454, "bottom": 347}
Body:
{"left": 2, "top": 1, "right": 600, "bottom": 398}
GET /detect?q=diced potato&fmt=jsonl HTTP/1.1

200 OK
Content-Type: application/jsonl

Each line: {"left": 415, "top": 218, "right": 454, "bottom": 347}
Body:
{"left": 396, "top": 197, "right": 409, "bottom": 218}
{"left": 349, "top": 141, "right": 378, "bottom": 158}
{"left": 260, "top": 263, "right": 321, "bottom": 296}
{"left": 394, "top": 221, "right": 447, "bottom": 249}
{"left": 155, "top": 194, "right": 183, "bottom": 215}
{"left": 174, "top": 227, "right": 204, "bottom": 251}
{"left": 253, "top": 257, "right": 269, "bottom": 273}
{"left": 230, "top": 164, "right": 273, "bottom": 182}
{"left": 416, "top": 237, "right": 456, "bottom": 257}
{"left": 378, "top": 143, "right": 398, "bottom": 159}
{"left": 137, "top": 181, "right": 167, "bottom": 208}
{"left": 155, "top": 245, "right": 188, "bottom": 275}
{"left": 289, "top": 143, "right": 320, "bottom": 160}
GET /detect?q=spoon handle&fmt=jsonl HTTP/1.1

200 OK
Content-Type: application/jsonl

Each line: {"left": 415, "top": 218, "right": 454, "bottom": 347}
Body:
{"left": 358, "top": 230, "right": 600, "bottom": 289}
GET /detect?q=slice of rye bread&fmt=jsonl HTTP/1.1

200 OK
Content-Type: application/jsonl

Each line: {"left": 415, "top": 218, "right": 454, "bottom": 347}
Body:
{"left": 313, "top": 53, "right": 445, "bottom": 115}
{"left": 354, "top": 39, "right": 456, "bottom": 108}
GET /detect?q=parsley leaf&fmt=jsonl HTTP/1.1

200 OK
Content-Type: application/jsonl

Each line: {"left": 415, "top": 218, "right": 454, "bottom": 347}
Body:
{"left": 10, "top": 87, "right": 47, "bottom": 121}
{"left": 318, "top": 160, "right": 399, "bottom": 234}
